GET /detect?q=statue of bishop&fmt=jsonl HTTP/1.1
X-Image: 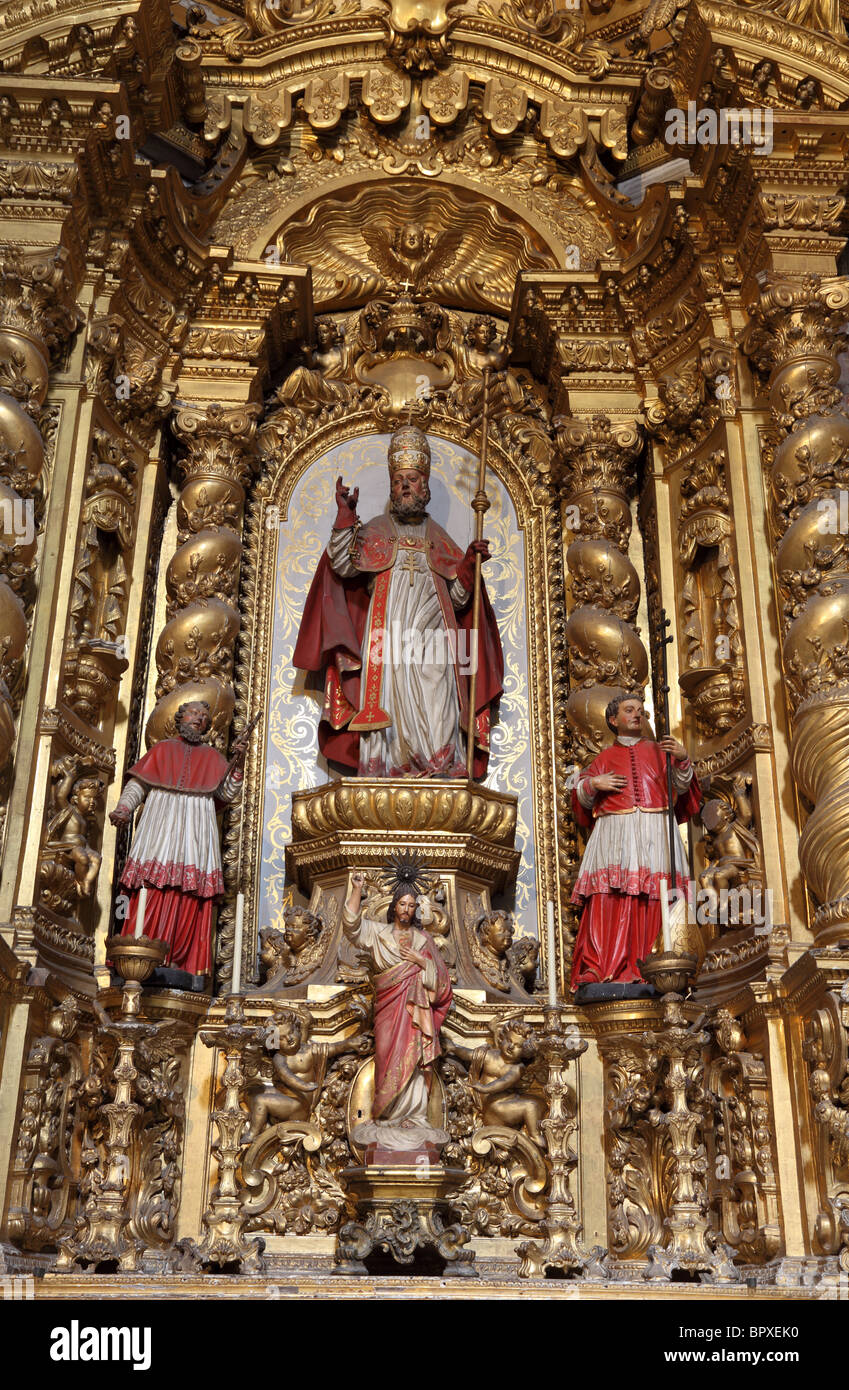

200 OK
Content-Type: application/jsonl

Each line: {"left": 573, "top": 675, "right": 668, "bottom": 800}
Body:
{"left": 293, "top": 426, "right": 503, "bottom": 778}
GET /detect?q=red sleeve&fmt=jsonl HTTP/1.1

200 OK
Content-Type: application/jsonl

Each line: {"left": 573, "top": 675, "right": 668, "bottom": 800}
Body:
{"left": 675, "top": 770, "right": 702, "bottom": 823}
{"left": 571, "top": 749, "right": 607, "bottom": 830}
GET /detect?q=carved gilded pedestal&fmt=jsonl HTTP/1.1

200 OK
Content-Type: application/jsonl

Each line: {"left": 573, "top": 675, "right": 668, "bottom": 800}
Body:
{"left": 281, "top": 778, "right": 522, "bottom": 1000}
{"left": 335, "top": 1166, "right": 476, "bottom": 1277}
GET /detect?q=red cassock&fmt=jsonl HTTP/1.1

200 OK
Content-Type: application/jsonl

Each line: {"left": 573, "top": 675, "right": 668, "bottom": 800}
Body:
{"left": 292, "top": 514, "right": 504, "bottom": 779}
{"left": 570, "top": 739, "right": 702, "bottom": 987}
{"left": 118, "top": 739, "right": 234, "bottom": 976}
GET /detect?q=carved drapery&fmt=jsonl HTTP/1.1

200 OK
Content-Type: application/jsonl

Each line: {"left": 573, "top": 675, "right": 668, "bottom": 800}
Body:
{"left": 741, "top": 273, "right": 849, "bottom": 944}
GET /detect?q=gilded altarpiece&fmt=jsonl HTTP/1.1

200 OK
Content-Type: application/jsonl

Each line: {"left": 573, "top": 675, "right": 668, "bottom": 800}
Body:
{"left": 2, "top": 0, "right": 849, "bottom": 1300}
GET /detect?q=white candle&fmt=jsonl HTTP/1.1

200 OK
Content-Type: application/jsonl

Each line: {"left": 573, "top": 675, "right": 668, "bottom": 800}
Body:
{"left": 134, "top": 885, "right": 147, "bottom": 940}
{"left": 232, "top": 892, "right": 244, "bottom": 995}
{"left": 659, "top": 878, "right": 672, "bottom": 952}
{"left": 546, "top": 899, "right": 557, "bottom": 1006}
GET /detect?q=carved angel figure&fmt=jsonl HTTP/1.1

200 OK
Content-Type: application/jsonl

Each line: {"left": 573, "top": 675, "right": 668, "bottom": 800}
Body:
{"left": 43, "top": 757, "right": 103, "bottom": 898}
{"left": 442, "top": 1018, "right": 544, "bottom": 1146}
{"left": 274, "top": 318, "right": 353, "bottom": 413}
{"left": 698, "top": 775, "right": 762, "bottom": 919}
{"left": 451, "top": 314, "right": 535, "bottom": 421}
{"left": 245, "top": 1008, "right": 368, "bottom": 1140}
{"left": 362, "top": 221, "right": 463, "bottom": 294}
{"left": 256, "top": 908, "right": 325, "bottom": 990}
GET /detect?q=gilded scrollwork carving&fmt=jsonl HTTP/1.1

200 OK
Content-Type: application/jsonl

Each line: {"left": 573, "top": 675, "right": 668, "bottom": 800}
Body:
{"left": 706, "top": 1009, "right": 781, "bottom": 1262}
{"left": 6, "top": 997, "right": 83, "bottom": 1251}
{"left": 377, "top": 0, "right": 464, "bottom": 73}
{"left": 238, "top": 1004, "right": 368, "bottom": 1236}
{"left": 603, "top": 1042, "right": 666, "bottom": 1260}
{"left": 641, "top": 995, "right": 738, "bottom": 1282}
{"left": 55, "top": 991, "right": 192, "bottom": 1273}
{"left": 802, "top": 996, "right": 849, "bottom": 1264}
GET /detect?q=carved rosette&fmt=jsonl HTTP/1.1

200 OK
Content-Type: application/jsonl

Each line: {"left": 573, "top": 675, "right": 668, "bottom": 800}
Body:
{"left": 554, "top": 413, "right": 645, "bottom": 761}
{"left": 147, "top": 403, "right": 259, "bottom": 745}
{"left": 0, "top": 247, "right": 79, "bottom": 769}
{"left": 742, "top": 274, "right": 849, "bottom": 943}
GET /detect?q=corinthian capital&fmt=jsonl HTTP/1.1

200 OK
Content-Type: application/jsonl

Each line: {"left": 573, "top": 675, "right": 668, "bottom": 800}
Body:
{"left": 0, "top": 246, "right": 81, "bottom": 362}
{"left": 553, "top": 412, "right": 642, "bottom": 497}
{"left": 741, "top": 272, "right": 849, "bottom": 377}
{"left": 172, "top": 401, "right": 261, "bottom": 486}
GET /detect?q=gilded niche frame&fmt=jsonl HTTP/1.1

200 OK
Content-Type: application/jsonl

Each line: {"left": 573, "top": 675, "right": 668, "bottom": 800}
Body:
{"left": 218, "top": 404, "right": 569, "bottom": 995}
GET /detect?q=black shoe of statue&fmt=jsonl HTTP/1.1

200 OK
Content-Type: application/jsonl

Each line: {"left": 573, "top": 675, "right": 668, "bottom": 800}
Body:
{"left": 573, "top": 980, "right": 657, "bottom": 1004}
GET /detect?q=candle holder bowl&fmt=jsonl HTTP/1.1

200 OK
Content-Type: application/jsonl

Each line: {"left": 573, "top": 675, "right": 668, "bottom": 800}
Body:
{"left": 638, "top": 950, "right": 698, "bottom": 997}
{"left": 106, "top": 934, "right": 168, "bottom": 984}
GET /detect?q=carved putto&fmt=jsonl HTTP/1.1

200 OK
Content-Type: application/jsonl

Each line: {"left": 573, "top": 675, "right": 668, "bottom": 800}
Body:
{"left": 698, "top": 774, "right": 763, "bottom": 926}
{"left": 274, "top": 317, "right": 355, "bottom": 413}
{"left": 363, "top": 221, "right": 463, "bottom": 296}
{"left": 39, "top": 756, "right": 104, "bottom": 916}
{"left": 469, "top": 910, "right": 540, "bottom": 997}
{"left": 442, "top": 1017, "right": 548, "bottom": 1236}
{"left": 255, "top": 908, "right": 327, "bottom": 991}
{"left": 245, "top": 1006, "right": 367, "bottom": 1139}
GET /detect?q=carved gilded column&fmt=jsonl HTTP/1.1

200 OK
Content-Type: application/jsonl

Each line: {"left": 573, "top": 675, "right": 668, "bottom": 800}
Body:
{"left": 741, "top": 274, "right": 849, "bottom": 944}
{"left": 148, "top": 403, "right": 259, "bottom": 742}
{"left": 554, "top": 414, "right": 645, "bottom": 762}
{"left": 0, "top": 248, "right": 78, "bottom": 780}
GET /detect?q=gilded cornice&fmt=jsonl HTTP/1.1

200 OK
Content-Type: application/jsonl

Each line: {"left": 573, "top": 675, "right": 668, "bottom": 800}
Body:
{"left": 191, "top": 19, "right": 643, "bottom": 95}
{"left": 689, "top": 1, "right": 849, "bottom": 101}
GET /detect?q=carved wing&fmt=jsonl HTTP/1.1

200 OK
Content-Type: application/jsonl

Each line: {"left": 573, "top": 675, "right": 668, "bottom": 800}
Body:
{"left": 362, "top": 223, "right": 408, "bottom": 282}
{"left": 419, "top": 227, "right": 464, "bottom": 285}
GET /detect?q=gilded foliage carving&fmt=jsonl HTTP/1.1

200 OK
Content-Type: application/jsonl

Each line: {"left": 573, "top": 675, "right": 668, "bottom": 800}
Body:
{"left": 6, "top": 997, "right": 83, "bottom": 1251}
{"left": 707, "top": 1010, "right": 781, "bottom": 1262}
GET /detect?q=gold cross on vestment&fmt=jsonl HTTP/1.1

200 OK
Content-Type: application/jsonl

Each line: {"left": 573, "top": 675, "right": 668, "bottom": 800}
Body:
{"left": 401, "top": 549, "right": 418, "bottom": 586}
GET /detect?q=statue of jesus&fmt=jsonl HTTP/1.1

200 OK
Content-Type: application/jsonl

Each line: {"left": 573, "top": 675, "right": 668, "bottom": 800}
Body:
{"left": 343, "top": 871, "right": 452, "bottom": 1155}
{"left": 292, "top": 426, "right": 503, "bottom": 778}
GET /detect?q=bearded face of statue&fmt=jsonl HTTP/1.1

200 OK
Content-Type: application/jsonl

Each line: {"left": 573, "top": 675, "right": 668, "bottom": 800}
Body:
{"left": 390, "top": 467, "right": 430, "bottom": 521}
{"left": 176, "top": 701, "right": 211, "bottom": 744}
